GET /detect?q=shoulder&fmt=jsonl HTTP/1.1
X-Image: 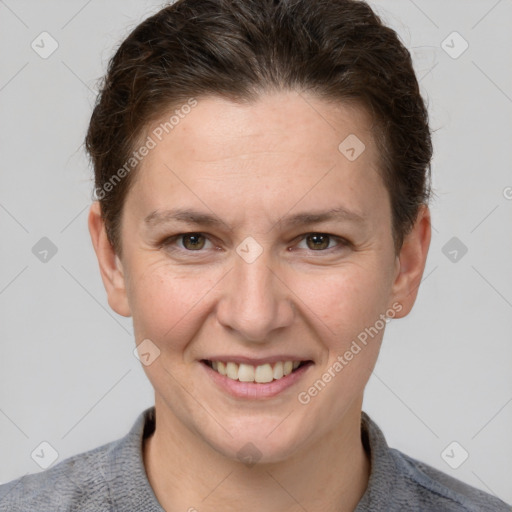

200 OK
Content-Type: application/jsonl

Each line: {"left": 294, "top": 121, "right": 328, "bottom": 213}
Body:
{"left": 389, "top": 447, "right": 510, "bottom": 511}
{"left": 0, "top": 407, "right": 156, "bottom": 512}
{"left": 359, "top": 412, "right": 511, "bottom": 512}
{"left": 0, "top": 440, "right": 116, "bottom": 512}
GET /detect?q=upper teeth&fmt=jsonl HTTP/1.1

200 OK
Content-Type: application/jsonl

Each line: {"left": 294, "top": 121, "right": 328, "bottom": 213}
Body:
{"left": 211, "top": 360, "right": 301, "bottom": 383}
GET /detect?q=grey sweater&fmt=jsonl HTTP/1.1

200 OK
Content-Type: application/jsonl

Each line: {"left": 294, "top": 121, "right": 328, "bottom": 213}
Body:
{"left": 0, "top": 407, "right": 509, "bottom": 511}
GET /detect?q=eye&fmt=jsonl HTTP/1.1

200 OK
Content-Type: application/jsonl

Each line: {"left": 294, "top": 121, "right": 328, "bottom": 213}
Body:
{"left": 295, "top": 233, "right": 348, "bottom": 252}
{"left": 161, "top": 232, "right": 214, "bottom": 252}
{"left": 160, "top": 232, "right": 350, "bottom": 255}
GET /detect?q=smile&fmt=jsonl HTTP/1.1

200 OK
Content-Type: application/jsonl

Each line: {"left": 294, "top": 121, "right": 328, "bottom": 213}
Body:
{"left": 203, "top": 360, "right": 309, "bottom": 383}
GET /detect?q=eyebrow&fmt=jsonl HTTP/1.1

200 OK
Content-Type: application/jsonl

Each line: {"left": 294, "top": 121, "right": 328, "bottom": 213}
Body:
{"left": 144, "top": 206, "right": 366, "bottom": 230}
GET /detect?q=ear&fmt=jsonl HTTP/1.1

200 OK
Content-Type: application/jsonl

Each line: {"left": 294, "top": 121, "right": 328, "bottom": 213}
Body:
{"left": 389, "top": 204, "right": 431, "bottom": 318}
{"left": 88, "top": 201, "right": 131, "bottom": 317}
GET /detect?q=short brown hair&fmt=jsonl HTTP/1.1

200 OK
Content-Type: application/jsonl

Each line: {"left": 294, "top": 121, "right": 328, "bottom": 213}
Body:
{"left": 85, "top": 0, "right": 432, "bottom": 257}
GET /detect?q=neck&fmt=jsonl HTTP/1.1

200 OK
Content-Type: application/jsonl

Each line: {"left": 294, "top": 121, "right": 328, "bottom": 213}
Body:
{"left": 143, "top": 397, "right": 370, "bottom": 512}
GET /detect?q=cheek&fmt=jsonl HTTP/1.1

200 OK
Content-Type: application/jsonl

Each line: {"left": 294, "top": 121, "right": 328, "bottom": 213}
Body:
{"left": 293, "top": 266, "right": 391, "bottom": 416}
{"left": 292, "top": 262, "right": 392, "bottom": 344}
{"left": 127, "top": 260, "right": 216, "bottom": 348}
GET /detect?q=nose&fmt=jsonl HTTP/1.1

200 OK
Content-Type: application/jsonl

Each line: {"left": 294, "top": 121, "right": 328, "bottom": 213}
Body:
{"left": 215, "top": 250, "right": 296, "bottom": 343}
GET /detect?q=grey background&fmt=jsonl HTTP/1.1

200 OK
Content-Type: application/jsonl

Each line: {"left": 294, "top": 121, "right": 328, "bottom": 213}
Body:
{"left": 1, "top": 0, "right": 511, "bottom": 504}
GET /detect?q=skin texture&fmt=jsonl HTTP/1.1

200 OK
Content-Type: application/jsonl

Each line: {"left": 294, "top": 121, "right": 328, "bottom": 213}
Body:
{"left": 88, "top": 91, "right": 431, "bottom": 512}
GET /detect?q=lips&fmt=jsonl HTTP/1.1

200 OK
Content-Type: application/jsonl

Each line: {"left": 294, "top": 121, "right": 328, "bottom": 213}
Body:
{"left": 201, "top": 357, "right": 314, "bottom": 399}
{"left": 202, "top": 359, "right": 311, "bottom": 383}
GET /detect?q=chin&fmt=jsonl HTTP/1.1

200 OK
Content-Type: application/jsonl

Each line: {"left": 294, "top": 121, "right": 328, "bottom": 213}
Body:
{"left": 202, "top": 419, "right": 308, "bottom": 466}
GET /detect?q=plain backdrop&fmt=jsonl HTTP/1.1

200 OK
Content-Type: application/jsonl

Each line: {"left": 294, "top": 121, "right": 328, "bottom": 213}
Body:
{"left": 0, "top": 0, "right": 511, "bottom": 505}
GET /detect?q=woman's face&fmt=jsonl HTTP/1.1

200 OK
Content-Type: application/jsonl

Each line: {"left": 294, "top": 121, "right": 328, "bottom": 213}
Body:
{"left": 91, "top": 91, "right": 428, "bottom": 463}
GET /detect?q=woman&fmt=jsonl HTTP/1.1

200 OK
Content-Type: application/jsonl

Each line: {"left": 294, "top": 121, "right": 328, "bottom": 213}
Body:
{"left": 1, "top": 0, "right": 509, "bottom": 510}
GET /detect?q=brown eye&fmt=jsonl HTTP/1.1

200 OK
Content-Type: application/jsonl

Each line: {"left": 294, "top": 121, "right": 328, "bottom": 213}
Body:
{"left": 305, "top": 233, "right": 331, "bottom": 250}
{"left": 181, "top": 233, "right": 206, "bottom": 250}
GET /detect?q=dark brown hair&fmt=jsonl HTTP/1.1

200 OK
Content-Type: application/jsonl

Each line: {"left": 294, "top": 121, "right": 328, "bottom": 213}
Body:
{"left": 85, "top": 0, "right": 432, "bottom": 257}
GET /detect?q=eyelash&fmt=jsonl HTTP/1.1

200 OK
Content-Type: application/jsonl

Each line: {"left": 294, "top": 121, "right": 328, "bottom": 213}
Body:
{"left": 159, "top": 232, "right": 350, "bottom": 255}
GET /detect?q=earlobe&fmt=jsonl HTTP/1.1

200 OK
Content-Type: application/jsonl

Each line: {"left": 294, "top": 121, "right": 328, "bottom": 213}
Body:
{"left": 389, "top": 205, "right": 431, "bottom": 318}
{"left": 88, "top": 201, "right": 132, "bottom": 317}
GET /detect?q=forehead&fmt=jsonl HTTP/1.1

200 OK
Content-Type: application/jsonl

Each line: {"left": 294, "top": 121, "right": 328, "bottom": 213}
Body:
{"left": 125, "top": 91, "right": 389, "bottom": 232}
{"left": 143, "top": 92, "right": 376, "bottom": 171}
